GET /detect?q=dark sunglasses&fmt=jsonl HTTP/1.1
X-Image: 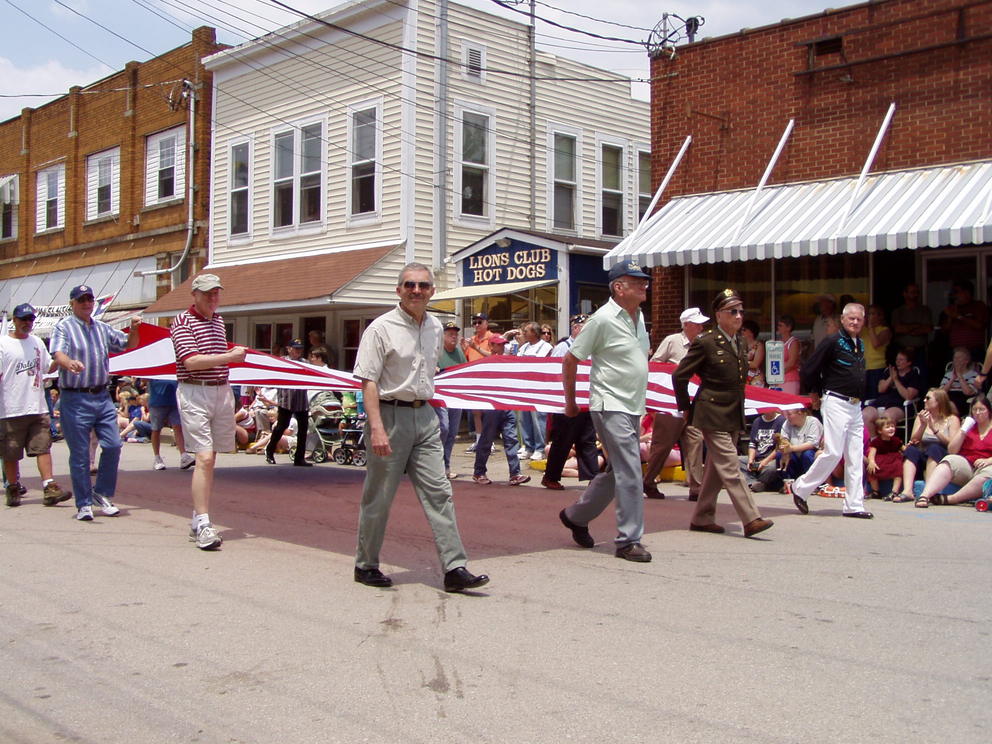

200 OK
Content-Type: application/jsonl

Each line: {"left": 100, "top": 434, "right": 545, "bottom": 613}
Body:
{"left": 18, "top": 315, "right": 36, "bottom": 322}
{"left": 472, "top": 319, "right": 485, "bottom": 325}
{"left": 402, "top": 281, "right": 432, "bottom": 291}
{"left": 723, "top": 308, "right": 745, "bottom": 316}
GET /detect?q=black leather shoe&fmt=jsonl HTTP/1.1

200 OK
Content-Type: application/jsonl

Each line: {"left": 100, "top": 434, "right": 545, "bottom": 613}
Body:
{"left": 559, "top": 509, "right": 594, "bottom": 548}
{"left": 443, "top": 566, "right": 489, "bottom": 593}
{"left": 615, "top": 542, "right": 652, "bottom": 562}
{"left": 293, "top": 461, "right": 313, "bottom": 467}
{"left": 689, "top": 522, "right": 725, "bottom": 534}
{"left": 687, "top": 493, "right": 699, "bottom": 502}
{"left": 843, "top": 511, "right": 874, "bottom": 519}
{"left": 264, "top": 454, "right": 276, "bottom": 464}
{"left": 643, "top": 483, "right": 666, "bottom": 499}
{"left": 354, "top": 566, "right": 393, "bottom": 587}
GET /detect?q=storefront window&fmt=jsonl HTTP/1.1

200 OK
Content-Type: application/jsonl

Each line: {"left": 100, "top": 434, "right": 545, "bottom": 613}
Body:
{"left": 466, "top": 286, "right": 557, "bottom": 334}
{"left": 687, "top": 259, "right": 773, "bottom": 334}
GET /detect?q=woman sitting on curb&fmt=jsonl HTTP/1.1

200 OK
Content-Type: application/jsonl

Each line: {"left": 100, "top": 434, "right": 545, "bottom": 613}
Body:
{"left": 913, "top": 394, "right": 992, "bottom": 508}
{"left": 893, "top": 388, "right": 960, "bottom": 502}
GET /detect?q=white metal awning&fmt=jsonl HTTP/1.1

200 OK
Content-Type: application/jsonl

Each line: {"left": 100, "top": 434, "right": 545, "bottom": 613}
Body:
{"left": 605, "top": 160, "right": 992, "bottom": 269}
{"left": 431, "top": 278, "right": 557, "bottom": 301}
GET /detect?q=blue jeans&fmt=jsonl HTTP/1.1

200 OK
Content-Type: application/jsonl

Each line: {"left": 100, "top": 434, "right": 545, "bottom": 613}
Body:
{"left": 474, "top": 410, "right": 521, "bottom": 477}
{"left": 784, "top": 449, "right": 816, "bottom": 480}
{"left": 61, "top": 390, "right": 123, "bottom": 508}
{"left": 437, "top": 407, "right": 462, "bottom": 471}
{"left": 519, "top": 410, "right": 547, "bottom": 453}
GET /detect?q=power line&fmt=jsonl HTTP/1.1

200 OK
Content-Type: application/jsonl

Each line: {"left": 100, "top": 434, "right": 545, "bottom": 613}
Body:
{"left": 531, "top": 0, "right": 655, "bottom": 34}
{"left": 3, "top": 0, "right": 114, "bottom": 69}
{"left": 486, "top": 0, "right": 648, "bottom": 46}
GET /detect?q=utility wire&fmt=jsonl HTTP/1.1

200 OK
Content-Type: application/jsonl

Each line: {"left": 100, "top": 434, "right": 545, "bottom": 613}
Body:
{"left": 532, "top": 0, "right": 655, "bottom": 33}
{"left": 487, "top": 0, "right": 648, "bottom": 46}
{"left": 3, "top": 0, "right": 114, "bottom": 69}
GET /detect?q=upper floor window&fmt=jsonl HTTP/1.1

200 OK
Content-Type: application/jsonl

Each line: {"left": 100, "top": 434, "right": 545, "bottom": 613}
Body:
{"left": 463, "top": 43, "right": 486, "bottom": 83}
{"left": 36, "top": 164, "right": 65, "bottom": 232}
{"left": 350, "top": 105, "right": 379, "bottom": 217}
{"left": 459, "top": 110, "right": 491, "bottom": 219}
{"left": 145, "top": 126, "right": 186, "bottom": 206}
{"left": 229, "top": 141, "right": 250, "bottom": 236}
{"left": 600, "top": 143, "right": 623, "bottom": 237}
{"left": 552, "top": 133, "right": 577, "bottom": 231}
{"left": 273, "top": 121, "right": 323, "bottom": 229}
{"left": 0, "top": 175, "right": 17, "bottom": 240}
{"left": 638, "top": 150, "right": 652, "bottom": 221}
{"left": 86, "top": 147, "right": 120, "bottom": 220}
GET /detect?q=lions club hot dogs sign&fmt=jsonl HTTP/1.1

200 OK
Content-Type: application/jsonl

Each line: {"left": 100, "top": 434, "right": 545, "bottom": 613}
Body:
{"left": 462, "top": 245, "right": 557, "bottom": 286}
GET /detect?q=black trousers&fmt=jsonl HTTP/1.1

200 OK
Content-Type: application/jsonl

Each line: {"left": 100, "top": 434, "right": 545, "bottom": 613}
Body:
{"left": 266, "top": 406, "right": 309, "bottom": 463}
{"left": 544, "top": 412, "right": 600, "bottom": 482}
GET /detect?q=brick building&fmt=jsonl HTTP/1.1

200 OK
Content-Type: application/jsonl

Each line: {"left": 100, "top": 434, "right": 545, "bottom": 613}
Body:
{"left": 0, "top": 27, "right": 224, "bottom": 333}
{"left": 607, "top": 0, "right": 991, "bottom": 360}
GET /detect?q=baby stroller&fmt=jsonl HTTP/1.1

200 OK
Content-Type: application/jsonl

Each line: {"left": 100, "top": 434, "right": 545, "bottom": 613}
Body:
{"left": 333, "top": 413, "right": 367, "bottom": 467}
{"left": 298, "top": 392, "right": 344, "bottom": 464}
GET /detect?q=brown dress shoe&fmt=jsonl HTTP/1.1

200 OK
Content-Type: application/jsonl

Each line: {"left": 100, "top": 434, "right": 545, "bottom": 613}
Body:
{"left": 689, "top": 522, "right": 725, "bottom": 534}
{"left": 643, "top": 483, "right": 666, "bottom": 499}
{"left": 743, "top": 517, "right": 774, "bottom": 538}
{"left": 615, "top": 542, "right": 652, "bottom": 562}
{"left": 542, "top": 477, "right": 564, "bottom": 490}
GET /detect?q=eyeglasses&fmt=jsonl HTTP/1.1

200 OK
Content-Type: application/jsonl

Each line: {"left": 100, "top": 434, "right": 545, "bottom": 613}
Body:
{"left": 722, "top": 308, "right": 745, "bottom": 316}
{"left": 402, "top": 281, "right": 432, "bottom": 291}
{"left": 472, "top": 319, "right": 485, "bottom": 325}
{"left": 618, "top": 280, "right": 650, "bottom": 288}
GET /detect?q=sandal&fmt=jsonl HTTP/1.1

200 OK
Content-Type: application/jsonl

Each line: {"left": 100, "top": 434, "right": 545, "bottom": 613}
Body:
{"left": 891, "top": 493, "right": 914, "bottom": 503}
{"left": 882, "top": 492, "right": 893, "bottom": 502}
{"left": 868, "top": 490, "right": 880, "bottom": 500}
{"left": 471, "top": 475, "right": 492, "bottom": 485}
{"left": 915, "top": 496, "right": 930, "bottom": 508}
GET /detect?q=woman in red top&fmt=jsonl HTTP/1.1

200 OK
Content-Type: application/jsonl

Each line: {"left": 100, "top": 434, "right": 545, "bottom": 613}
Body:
{"left": 915, "top": 394, "right": 992, "bottom": 508}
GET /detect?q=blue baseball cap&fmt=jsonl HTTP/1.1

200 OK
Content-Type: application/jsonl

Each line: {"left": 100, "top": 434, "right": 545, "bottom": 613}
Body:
{"left": 607, "top": 261, "right": 650, "bottom": 282}
{"left": 13, "top": 303, "right": 36, "bottom": 319}
{"left": 69, "top": 284, "right": 95, "bottom": 301}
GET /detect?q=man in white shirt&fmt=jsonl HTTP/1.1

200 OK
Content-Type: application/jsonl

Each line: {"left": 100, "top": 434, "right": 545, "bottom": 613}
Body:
{"left": 1, "top": 304, "right": 71, "bottom": 508}
{"left": 516, "top": 322, "right": 553, "bottom": 460}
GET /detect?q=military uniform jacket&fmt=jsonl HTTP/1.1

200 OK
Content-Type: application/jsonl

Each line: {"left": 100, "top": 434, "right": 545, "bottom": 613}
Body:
{"left": 673, "top": 328, "right": 748, "bottom": 432}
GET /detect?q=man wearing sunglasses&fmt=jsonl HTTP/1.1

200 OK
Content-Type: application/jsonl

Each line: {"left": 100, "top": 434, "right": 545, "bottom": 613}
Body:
{"left": 1, "top": 303, "right": 71, "bottom": 508}
{"left": 51, "top": 285, "right": 142, "bottom": 521}
{"left": 352, "top": 263, "right": 489, "bottom": 593}
{"left": 673, "top": 289, "right": 773, "bottom": 538}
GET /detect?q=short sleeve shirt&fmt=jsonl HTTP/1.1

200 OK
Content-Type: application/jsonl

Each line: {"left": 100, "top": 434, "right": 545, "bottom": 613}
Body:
{"left": 50, "top": 314, "right": 127, "bottom": 389}
{"left": 353, "top": 305, "right": 442, "bottom": 401}
{"left": 0, "top": 334, "right": 52, "bottom": 418}
{"left": 171, "top": 306, "right": 230, "bottom": 383}
{"left": 569, "top": 298, "right": 650, "bottom": 415}
{"left": 651, "top": 332, "right": 690, "bottom": 364}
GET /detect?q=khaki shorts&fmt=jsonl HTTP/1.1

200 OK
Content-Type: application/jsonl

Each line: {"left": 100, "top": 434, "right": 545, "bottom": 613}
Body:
{"left": 1, "top": 414, "right": 52, "bottom": 461}
{"left": 177, "top": 383, "right": 236, "bottom": 454}
{"left": 941, "top": 453, "right": 992, "bottom": 483}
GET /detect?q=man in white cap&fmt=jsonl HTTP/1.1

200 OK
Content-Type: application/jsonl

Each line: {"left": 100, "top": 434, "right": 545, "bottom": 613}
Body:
{"left": 642, "top": 307, "right": 708, "bottom": 500}
{"left": 170, "top": 273, "right": 248, "bottom": 550}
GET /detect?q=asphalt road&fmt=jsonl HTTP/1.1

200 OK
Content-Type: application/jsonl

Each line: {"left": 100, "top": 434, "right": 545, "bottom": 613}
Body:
{"left": 1, "top": 440, "right": 990, "bottom": 743}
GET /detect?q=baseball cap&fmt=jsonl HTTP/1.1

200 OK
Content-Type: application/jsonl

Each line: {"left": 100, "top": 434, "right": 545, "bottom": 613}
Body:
{"left": 471, "top": 312, "right": 488, "bottom": 321}
{"left": 569, "top": 314, "right": 589, "bottom": 325}
{"left": 489, "top": 334, "right": 507, "bottom": 345}
{"left": 191, "top": 273, "right": 224, "bottom": 292}
{"left": 607, "top": 261, "right": 651, "bottom": 282}
{"left": 443, "top": 321, "right": 461, "bottom": 332}
{"left": 679, "top": 307, "right": 709, "bottom": 325}
{"left": 288, "top": 338, "right": 304, "bottom": 349}
{"left": 12, "top": 303, "right": 36, "bottom": 319}
{"left": 69, "top": 284, "right": 95, "bottom": 301}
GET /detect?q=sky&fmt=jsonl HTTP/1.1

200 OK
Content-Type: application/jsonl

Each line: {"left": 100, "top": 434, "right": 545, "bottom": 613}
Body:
{"left": 1, "top": 0, "right": 839, "bottom": 121}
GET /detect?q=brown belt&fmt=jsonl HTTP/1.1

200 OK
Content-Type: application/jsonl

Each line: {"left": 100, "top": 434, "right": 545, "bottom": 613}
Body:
{"left": 180, "top": 379, "right": 228, "bottom": 387}
{"left": 383, "top": 399, "right": 429, "bottom": 408}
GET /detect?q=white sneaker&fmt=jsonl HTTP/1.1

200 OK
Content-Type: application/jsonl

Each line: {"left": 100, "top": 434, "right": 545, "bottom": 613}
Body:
{"left": 530, "top": 451, "right": 545, "bottom": 461}
{"left": 93, "top": 493, "right": 120, "bottom": 517}
{"left": 191, "top": 523, "right": 222, "bottom": 550}
{"left": 179, "top": 453, "right": 196, "bottom": 470}
{"left": 153, "top": 455, "right": 166, "bottom": 471}
{"left": 519, "top": 449, "right": 532, "bottom": 460}
{"left": 75, "top": 505, "right": 94, "bottom": 521}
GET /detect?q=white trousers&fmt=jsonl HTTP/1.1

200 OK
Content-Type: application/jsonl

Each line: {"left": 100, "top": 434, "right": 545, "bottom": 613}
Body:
{"left": 792, "top": 395, "right": 866, "bottom": 514}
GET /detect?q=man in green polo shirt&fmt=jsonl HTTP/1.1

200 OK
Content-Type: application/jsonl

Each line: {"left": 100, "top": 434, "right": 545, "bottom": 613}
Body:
{"left": 558, "top": 261, "right": 652, "bottom": 562}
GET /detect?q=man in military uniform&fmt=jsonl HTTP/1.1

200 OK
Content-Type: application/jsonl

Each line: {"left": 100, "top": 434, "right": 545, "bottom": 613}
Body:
{"left": 673, "top": 289, "right": 774, "bottom": 538}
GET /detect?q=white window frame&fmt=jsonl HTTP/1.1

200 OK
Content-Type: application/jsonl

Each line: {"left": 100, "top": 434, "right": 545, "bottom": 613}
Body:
{"left": 596, "top": 137, "right": 626, "bottom": 239}
{"left": 270, "top": 117, "right": 325, "bottom": 235}
{"left": 86, "top": 146, "right": 120, "bottom": 220}
{"left": 228, "top": 138, "right": 252, "bottom": 239}
{"left": 145, "top": 125, "right": 186, "bottom": 207}
{"left": 346, "top": 99, "right": 382, "bottom": 225}
{"left": 35, "top": 164, "right": 65, "bottom": 233}
{"left": 0, "top": 175, "right": 18, "bottom": 241}
{"left": 636, "top": 147, "right": 652, "bottom": 223}
{"left": 546, "top": 124, "right": 582, "bottom": 234}
{"left": 462, "top": 42, "right": 487, "bottom": 84}
{"left": 454, "top": 102, "right": 495, "bottom": 228}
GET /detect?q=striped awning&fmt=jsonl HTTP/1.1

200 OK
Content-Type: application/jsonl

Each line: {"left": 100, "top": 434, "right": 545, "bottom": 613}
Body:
{"left": 605, "top": 160, "right": 992, "bottom": 269}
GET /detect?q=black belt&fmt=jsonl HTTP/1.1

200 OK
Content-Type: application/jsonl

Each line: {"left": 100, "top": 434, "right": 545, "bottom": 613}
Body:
{"left": 825, "top": 390, "right": 861, "bottom": 404}
{"left": 383, "top": 399, "right": 429, "bottom": 408}
{"left": 62, "top": 385, "right": 107, "bottom": 394}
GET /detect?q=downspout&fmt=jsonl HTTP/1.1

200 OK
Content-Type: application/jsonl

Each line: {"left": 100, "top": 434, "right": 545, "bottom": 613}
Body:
{"left": 434, "top": 0, "right": 449, "bottom": 268}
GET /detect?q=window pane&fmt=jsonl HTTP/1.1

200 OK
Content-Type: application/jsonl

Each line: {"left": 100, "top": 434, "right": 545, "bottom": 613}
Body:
{"left": 553, "top": 183, "right": 574, "bottom": 230}
{"left": 97, "top": 184, "right": 111, "bottom": 214}
{"left": 273, "top": 181, "right": 293, "bottom": 227}
{"left": 299, "top": 173, "right": 320, "bottom": 223}
{"left": 232, "top": 143, "right": 249, "bottom": 189}
{"left": 352, "top": 162, "right": 375, "bottom": 214}
{"left": 158, "top": 166, "right": 175, "bottom": 200}
{"left": 46, "top": 197, "right": 58, "bottom": 229}
{"left": 1, "top": 203, "right": 12, "bottom": 238}
{"left": 230, "top": 191, "right": 248, "bottom": 234}
{"left": 639, "top": 195, "right": 651, "bottom": 221}
{"left": 275, "top": 132, "right": 294, "bottom": 180}
{"left": 353, "top": 109, "right": 376, "bottom": 162}
{"left": 601, "top": 191, "right": 621, "bottom": 236}
{"left": 462, "top": 165, "right": 485, "bottom": 216}
{"left": 98, "top": 159, "right": 112, "bottom": 188}
{"left": 639, "top": 152, "right": 651, "bottom": 194}
{"left": 602, "top": 145, "right": 621, "bottom": 191}
{"left": 301, "top": 124, "right": 322, "bottom": 175}
{"left": 554, "top": 134, "right": 575, "bottom": 182}
{"left": 159, "top": 137, "right": 176, "bottom": 169}
{"left": 463, "top": 113, "right": 487, "bottom": 165}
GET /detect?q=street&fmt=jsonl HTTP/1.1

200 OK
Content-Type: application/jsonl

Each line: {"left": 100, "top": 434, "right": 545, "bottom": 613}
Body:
{"left": 1, "top": 440, "right": 990, "bottom": 743}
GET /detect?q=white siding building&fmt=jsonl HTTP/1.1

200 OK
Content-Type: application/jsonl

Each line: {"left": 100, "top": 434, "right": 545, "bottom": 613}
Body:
{"left": 144, "top": 0, "right": 650, "bottom": 365}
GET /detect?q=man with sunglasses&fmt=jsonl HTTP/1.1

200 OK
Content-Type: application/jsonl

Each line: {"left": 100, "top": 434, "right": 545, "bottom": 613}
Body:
{"left": 1, "top": 303, "right": 71, "bottom": 508}
{"left": 673, "top": 289, "right": 774, "bottom": 538}
{"left": 352, "top": 263, "right": 489, "bottom": 593}
{"left": 51, "top": 285, "right": 141, "bottom": 521}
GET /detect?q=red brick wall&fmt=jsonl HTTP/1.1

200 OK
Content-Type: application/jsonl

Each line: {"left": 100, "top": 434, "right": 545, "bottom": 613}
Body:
{"left": 647, "top": 0, "right": 992, "bottom": 343}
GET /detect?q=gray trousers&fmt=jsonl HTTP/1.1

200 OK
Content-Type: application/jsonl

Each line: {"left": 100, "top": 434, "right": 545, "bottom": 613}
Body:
{"left": 355, "top": 403, "right": 468, "bottom": 572}
{"left": 564, "top": 411, "right": 644, "bottom": 547}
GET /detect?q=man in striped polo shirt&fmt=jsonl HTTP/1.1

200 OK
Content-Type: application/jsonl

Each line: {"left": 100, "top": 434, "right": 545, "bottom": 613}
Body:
{"left": 51, "top": 284, "right": 142, "bottom": 521}
{"left": 170, "top": 273, "right": 247, "bottom": 550}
